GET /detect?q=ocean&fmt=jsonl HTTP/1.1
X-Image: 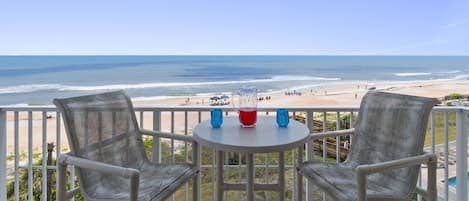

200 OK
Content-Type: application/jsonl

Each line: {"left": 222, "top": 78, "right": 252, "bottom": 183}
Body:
{"left": 0, "top": 56, "right": 468, "bottom": 106}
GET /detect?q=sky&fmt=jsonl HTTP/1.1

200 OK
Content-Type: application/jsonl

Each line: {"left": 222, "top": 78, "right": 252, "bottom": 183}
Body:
{"left": 1, "top": 0, "right": 468, "bottom": 55}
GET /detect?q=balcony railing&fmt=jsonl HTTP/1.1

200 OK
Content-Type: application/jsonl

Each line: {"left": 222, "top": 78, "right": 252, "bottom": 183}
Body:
{"left": 1, "top": 106, "right": 468, "bottom": 201}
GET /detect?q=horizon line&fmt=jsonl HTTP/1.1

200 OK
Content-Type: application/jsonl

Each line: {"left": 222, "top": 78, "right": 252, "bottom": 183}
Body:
{"left": 1, "top": 54, "right": 469, "bottom": 57}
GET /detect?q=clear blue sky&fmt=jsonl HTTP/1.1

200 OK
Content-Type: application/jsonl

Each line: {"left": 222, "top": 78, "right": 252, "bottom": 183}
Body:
{"left": 1, "top": 0, "right": 468, "bottom": 55}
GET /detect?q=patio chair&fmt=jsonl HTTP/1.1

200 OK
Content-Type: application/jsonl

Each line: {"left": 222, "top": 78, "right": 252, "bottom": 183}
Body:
{"left": 54, "top": 90, "right": 200, "bottom": 201}
{"left": 297, "top": 91, "right": 438, "bottom": 201}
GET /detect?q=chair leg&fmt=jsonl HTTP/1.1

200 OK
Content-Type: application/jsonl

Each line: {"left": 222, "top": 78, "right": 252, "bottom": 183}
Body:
{"left": 193, "top": 174, "right": 200, "bottom": 201}
{"left": 427, "top": 156, "right": 437, "bottom": 201}
{"left": 57, "top": 157, "right": 68, "bottom": 201}
{"left": 356, "top": 168, "right": 367, "bottom": 201}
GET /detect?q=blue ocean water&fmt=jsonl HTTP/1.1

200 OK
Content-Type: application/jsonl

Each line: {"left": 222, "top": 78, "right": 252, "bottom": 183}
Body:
{"left": 0, "top": 56, "right": 468, "bottom": 106}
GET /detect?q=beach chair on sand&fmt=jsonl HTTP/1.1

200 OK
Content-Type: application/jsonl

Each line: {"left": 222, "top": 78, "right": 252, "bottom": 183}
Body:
{"left": 54, "top": 90, "right": 200, "bottom": 201}
{"left": 297, "top": 91, "right": 438, "bottom": 201}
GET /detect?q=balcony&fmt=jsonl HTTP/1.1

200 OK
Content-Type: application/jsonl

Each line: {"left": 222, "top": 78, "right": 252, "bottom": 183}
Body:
{"left": 1, "top": 106, "right": 468, "bottom": 201}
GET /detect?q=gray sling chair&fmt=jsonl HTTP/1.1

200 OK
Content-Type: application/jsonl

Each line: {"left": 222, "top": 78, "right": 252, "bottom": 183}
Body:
{"left": 297, "top": 91, "right": 438, "bottom": 201}
{"left": 54, "top": 90, "right": 200, "bottom": 201}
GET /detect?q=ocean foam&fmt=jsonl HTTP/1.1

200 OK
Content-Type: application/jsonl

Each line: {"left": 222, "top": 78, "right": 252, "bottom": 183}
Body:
{"left": 195, "top": 92, "right": 232, "bottom": 97}
{"left": 0, "top": 75, "right": 341, "bottom": 94}
{"left": 394, "top": 72, "right": 432, "bottom": 77}
{"left": 0, "top": 84, "right": 63, "bottom": 94}
{"left": 444, "top": 70, "right": 461, "bottom": 74}
{"left": 449, "top": 74, "right": 469, "bottom": 80}
{"left": 132, "top": 96, "right": 176, "bottom": 101}
{"left": 269, "top": 75, "right": 340, "bottom": 81}
{"left": 60, "top": 76, "right": 340, "bottom": 91}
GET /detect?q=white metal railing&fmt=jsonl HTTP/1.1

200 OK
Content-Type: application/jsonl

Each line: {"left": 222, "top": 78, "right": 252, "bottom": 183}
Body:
{"left": 0, "top": 106, "right": 468, "bottom": 201}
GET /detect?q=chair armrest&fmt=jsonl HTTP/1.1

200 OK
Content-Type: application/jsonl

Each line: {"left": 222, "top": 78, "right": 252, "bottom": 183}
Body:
{"left": 355, "top": 152, "right": 436, "bottom": 175}
{"left": 57, "top": 153, "right": 140, "bottom": 201}
{"left": 59, "top": 153, "right": 140, "bottom": 177}
{"left": 355, "top": 152, "right": 437, "bottom": 201}
{"left": 310, "top": 128, "right": 354, "bottom": 140}
{"left": 140, "top": 129, "right": 195, "bottom": 142}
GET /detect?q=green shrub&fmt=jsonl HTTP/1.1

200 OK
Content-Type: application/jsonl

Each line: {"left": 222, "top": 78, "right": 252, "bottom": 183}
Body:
{"left": 448, "top": 93, "right": 465, "bottom": 100}
{"left": 7, "top": 159, "right": 84, "bottom": 201}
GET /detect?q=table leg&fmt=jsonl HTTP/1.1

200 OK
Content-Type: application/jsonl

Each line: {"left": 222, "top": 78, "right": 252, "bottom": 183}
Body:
{"left": 217, "top": 151, "right": 224, "bottom": 201}
{"left": 279, "top": 152, "right": 285, "bottom": 201}
{"left": 247, "top": 153, "right": 254, "bottom": 201}
{"left": 297, "top": 146, "right": 304, "bottom": 201}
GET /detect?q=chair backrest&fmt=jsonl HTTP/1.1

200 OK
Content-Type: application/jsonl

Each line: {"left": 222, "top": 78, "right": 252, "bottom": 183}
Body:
{"left": 347, "top": 91, "right": 437, "bottom": 197}
{"left": 54, "top": 91, "right": 147, "bottom": 193}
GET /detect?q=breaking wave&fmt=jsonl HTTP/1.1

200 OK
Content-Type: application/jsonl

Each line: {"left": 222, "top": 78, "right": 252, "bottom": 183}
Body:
{"left": 0, "top": 75, "right": 341, "bottom": 95}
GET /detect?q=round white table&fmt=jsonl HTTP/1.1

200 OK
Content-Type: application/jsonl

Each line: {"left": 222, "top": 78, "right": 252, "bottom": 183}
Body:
{"left": 193, "top": 116, "right": 310, "bottom": 201}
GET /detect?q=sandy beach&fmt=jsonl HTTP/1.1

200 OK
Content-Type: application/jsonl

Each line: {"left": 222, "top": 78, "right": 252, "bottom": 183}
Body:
{"left": 136, "top": 79, "right": 469, "bottom": 107}
{"left": 5, "top": 79, "right": 469, "bottom": 153}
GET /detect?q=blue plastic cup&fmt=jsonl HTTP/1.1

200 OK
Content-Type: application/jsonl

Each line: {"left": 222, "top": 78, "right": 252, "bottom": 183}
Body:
{"left": 210, "top": 109, "right": 223, "bottom": 128}
{"left": 276, "top": 108, "right": 289, "bottom": 127}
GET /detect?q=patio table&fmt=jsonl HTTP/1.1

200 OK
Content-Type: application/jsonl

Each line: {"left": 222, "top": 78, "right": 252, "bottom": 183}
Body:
{"left": 193, "top": 116, "right": 310, "bottom": 201}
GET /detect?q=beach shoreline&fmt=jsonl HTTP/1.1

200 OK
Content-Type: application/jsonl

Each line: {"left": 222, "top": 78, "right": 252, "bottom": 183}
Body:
{"left": 134, "top": 78, "right": 469, "bottom": 107}
{"left": 4, "top": 79, "right": 469, "bottom": 152}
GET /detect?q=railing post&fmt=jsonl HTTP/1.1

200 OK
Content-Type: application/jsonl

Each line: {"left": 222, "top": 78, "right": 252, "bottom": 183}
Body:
{"left": 456, "top": 108, "right": 468, "bottom": 201}
{"left": 0, "top": 110, "right": 6, "bottom": 201}
{"left": 153, "top": 111, "right": 161, "bottom": 163}
{"left": 305, "top": 111, "right": 314, "bottom": 201}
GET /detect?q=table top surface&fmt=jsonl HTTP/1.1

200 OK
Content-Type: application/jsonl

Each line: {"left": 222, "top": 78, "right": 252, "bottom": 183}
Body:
{"left": 193, "top": 116, "right": 310, "bottom": 153}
